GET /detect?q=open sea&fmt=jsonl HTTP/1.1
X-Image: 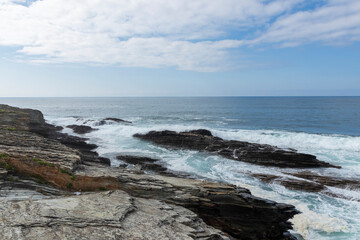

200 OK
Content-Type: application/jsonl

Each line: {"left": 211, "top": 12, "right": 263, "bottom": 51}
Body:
{"left": 1, "top": 97, "right": 359, "bottom": 240}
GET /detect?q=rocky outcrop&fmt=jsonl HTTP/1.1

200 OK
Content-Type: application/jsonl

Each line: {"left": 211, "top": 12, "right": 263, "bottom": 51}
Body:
{"left": 0, "top": 104, "right": 110, "bottom": 166}
{"left": 0, "top": 177, "right": 68, "bottom": 201}
{"left": 289, "top": 171, "right": 360, "bottom": 190}
{"left": 0, "top": 129, "right": 80, "bottom": 171}
{"left": 67, "top": 124, "right": 98, "bottom": 134}
{"left": 134, "top": 130, "right": 340, "bottom": 168}
{"left": 76, "top": 164, "right": 299, "bottom": 240}
{"left": 251, "top": 171, "right": 360, "bottom": 201}
{"left": 0, "top": 105, "right": 300, "bottom": 240}
{"left": 97, "top": 117, "right": 132, "bottom": 126}
{"left": 0, "top": 190, "right": 230, "bottom": 240}
{"left": 116, "top": 155, "right": 177, "bottom": 176}
{"left": 252, "top": 173, "right": 326, "bottom": 193}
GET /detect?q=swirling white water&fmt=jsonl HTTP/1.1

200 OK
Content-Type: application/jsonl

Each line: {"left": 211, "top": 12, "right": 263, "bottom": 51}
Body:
{"left": 46, "top": 115, "right": 360, "bottom": 240}
{"left": 1, "top": 97, "right": 359, "bottom": 240}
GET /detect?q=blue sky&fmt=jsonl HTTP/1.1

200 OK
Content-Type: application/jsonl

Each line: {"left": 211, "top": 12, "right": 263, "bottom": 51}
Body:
{"left": 0, "top": 0, "right": 359, "bottom": 97}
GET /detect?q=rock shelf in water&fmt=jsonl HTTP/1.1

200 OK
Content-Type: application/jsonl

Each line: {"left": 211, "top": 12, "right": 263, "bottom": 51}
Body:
{"left": 67, "top": 124, "right": 98, "bottom": 134}
{"left": 134, "top": 129, "right": 340, "bottom": 168}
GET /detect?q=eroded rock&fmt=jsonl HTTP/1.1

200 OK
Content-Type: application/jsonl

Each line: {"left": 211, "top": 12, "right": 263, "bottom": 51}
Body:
{"left": 0, "top": 105, "right": 300, "bottom": 240}
{"left": 134, "top": 130, "right": 340, "bottom": 169}
{"left": 0, "top": 104, "right": 110, "bottom": 166}
{"left": 67, "top": 124, "right": 98, "bottom": 134}
{"left": 251, "top": 171, "right": 360, "bottom": 201}
{"left": 116, "top": 155, "right": 176, "bottom": 176}
{"left": 76, "top": 165, "right": 299, "bottom": 240}
{"left": 0, "top": 190, "right": 229, "bottom": 240}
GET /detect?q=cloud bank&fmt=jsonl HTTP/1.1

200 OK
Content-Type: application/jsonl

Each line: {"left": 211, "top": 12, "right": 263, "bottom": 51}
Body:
{"left": 0, "top": 0, "right": 359, "bottom": 71}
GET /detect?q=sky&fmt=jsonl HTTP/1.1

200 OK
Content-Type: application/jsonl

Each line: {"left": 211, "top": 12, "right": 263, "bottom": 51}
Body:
{"left": 0, "top": 0, "right": 359, "bottom": 97}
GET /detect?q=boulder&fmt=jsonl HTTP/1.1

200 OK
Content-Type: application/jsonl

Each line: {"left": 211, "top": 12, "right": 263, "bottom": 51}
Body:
{"left": 67, "top": 124, "right": 98, "bottom": 134}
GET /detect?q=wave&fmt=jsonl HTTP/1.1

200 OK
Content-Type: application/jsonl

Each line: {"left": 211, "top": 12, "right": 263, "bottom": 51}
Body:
{"left": 45, "top": 115, "right": 360, "bottom": 239}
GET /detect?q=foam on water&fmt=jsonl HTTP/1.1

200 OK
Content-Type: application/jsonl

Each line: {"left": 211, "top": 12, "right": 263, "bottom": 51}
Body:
{"left": 46, "top": 115, "right": 360, "bottom": 240}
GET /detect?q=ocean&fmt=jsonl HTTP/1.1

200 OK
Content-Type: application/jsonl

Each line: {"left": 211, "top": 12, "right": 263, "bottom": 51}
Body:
{"left": 1, "top": 97, "right": 359, "bottom": 240}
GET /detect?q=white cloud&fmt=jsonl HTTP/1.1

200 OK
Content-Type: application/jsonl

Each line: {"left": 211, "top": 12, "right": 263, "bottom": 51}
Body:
{"left": 249, "top": 0, "right": 360, "bottom": 46}
{"left": 0, "top": 0, "right": 303, "bottom": 71}
{"left": 0, "top": 0, "right": 359, "bottom": 71}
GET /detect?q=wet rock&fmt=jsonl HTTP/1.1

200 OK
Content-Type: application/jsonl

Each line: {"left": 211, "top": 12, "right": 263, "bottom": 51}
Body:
{"left": 67, "top": 124, "right": 98, "bottom": 134}
{"left": 116, "top": 155, "right": 176, "bottom": 176}
{"left": 0, "top": 190, "right": 230, "bottom": 240}
{"left": 134, "top": 130, "right": 340, "bottom": 169}
{"left": 0, "top": 169, "right": 7, "bottom": 179}
{"left": 97, "top": 117, "right": 132, "bottom": 126}
{"left": 189, "top": 129, "right": 213, "bottom": 136}
{"left": 287, "top": 171, "right": 360, "bottom": 190}
{"left": 252, "top": 171, "right": 360, "bottom": 201}
{"left": 252, "top": 173, "right": 326, "bottom": 192}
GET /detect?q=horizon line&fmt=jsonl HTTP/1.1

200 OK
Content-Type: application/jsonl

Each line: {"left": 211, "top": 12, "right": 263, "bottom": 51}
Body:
{"left": 1, "top": 96, "right": 360, "bottom": 98}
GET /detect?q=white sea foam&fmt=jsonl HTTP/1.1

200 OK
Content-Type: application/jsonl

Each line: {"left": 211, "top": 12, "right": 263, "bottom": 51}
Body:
{"left": 212, "top": 129, "right": 360, "bottom": 153}
{"left": 235, "top": 183, "right": 351, "bottom": 240}
{"left": 44, "top": 115, "right": 360, "bottom": 239}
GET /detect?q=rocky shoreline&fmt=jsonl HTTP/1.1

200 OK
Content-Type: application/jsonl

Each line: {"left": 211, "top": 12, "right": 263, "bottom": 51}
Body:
{"left": 134, "top": 130, "right": 340, "bottom": 168}
{"left": 133, "top": 130, "right": 360, "bottom": 200}
{"left": 0, "top": 104, "right": 314, "bottom": 239}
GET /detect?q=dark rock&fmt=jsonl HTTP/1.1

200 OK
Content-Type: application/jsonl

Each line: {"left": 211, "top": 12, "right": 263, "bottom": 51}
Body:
{"left": 134, "top": 130, "right": 340, "bottom": 169}
{"left": 188, "top": 129, "right": 213, "bottom": 136}
{"left": 252, "top": 171, "right": 360, "bottom": 201}
{"left": 252, "top": 173, "right": 326, "bottom": 192}
{"left": 67, "top": 125, "right": 98, "bottom": 134}
{"left": 288, "top": 171, "right": 360, "bottom": 190}
{"left": 117, "top": 155, "right": 159, "bottom": 164}
{"left": 116, "top": 155, "right": 174, "bottom": 176}
{"left": 97, "top": 117, "right": 132, "bottom": 126}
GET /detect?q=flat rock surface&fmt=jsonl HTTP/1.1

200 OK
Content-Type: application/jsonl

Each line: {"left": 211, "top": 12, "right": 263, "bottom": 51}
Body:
{"left": 0, "top": 190, "right": 229, "bottom": 240}
{"left": 76, "top": 164, "right": 299, "bottom": 240}
{"left": 134, "top": 129, "right": 340, "bottom": 168}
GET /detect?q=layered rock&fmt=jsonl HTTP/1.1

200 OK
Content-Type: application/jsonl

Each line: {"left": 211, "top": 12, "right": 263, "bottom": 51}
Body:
{"left": 76, "top": 164, "right": 299, "bottom": 240}
{"left": 0, "top": 190, "right": 230, "bottom": 240}
{"left": 116, "top": 155, "right": 177, "bottom": 176}
{"left": 251, "top": 171, "right": 360, "bottom": 201}
{"left": 134, "top": 130, "right": 340, "bottom": 168}
{"left": 0, "top": 104, "right": 300, "bottom": 240}
{"left": 0, "top": 104, "right": 110, "bottom": 166}
{"left": 0, "top": 129, "right": 80, "bottom": 171}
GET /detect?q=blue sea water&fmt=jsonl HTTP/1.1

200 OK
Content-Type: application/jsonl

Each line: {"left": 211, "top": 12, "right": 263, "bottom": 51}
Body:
{"left": 1, "top": 97, "right": 360, "bottom": 240}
